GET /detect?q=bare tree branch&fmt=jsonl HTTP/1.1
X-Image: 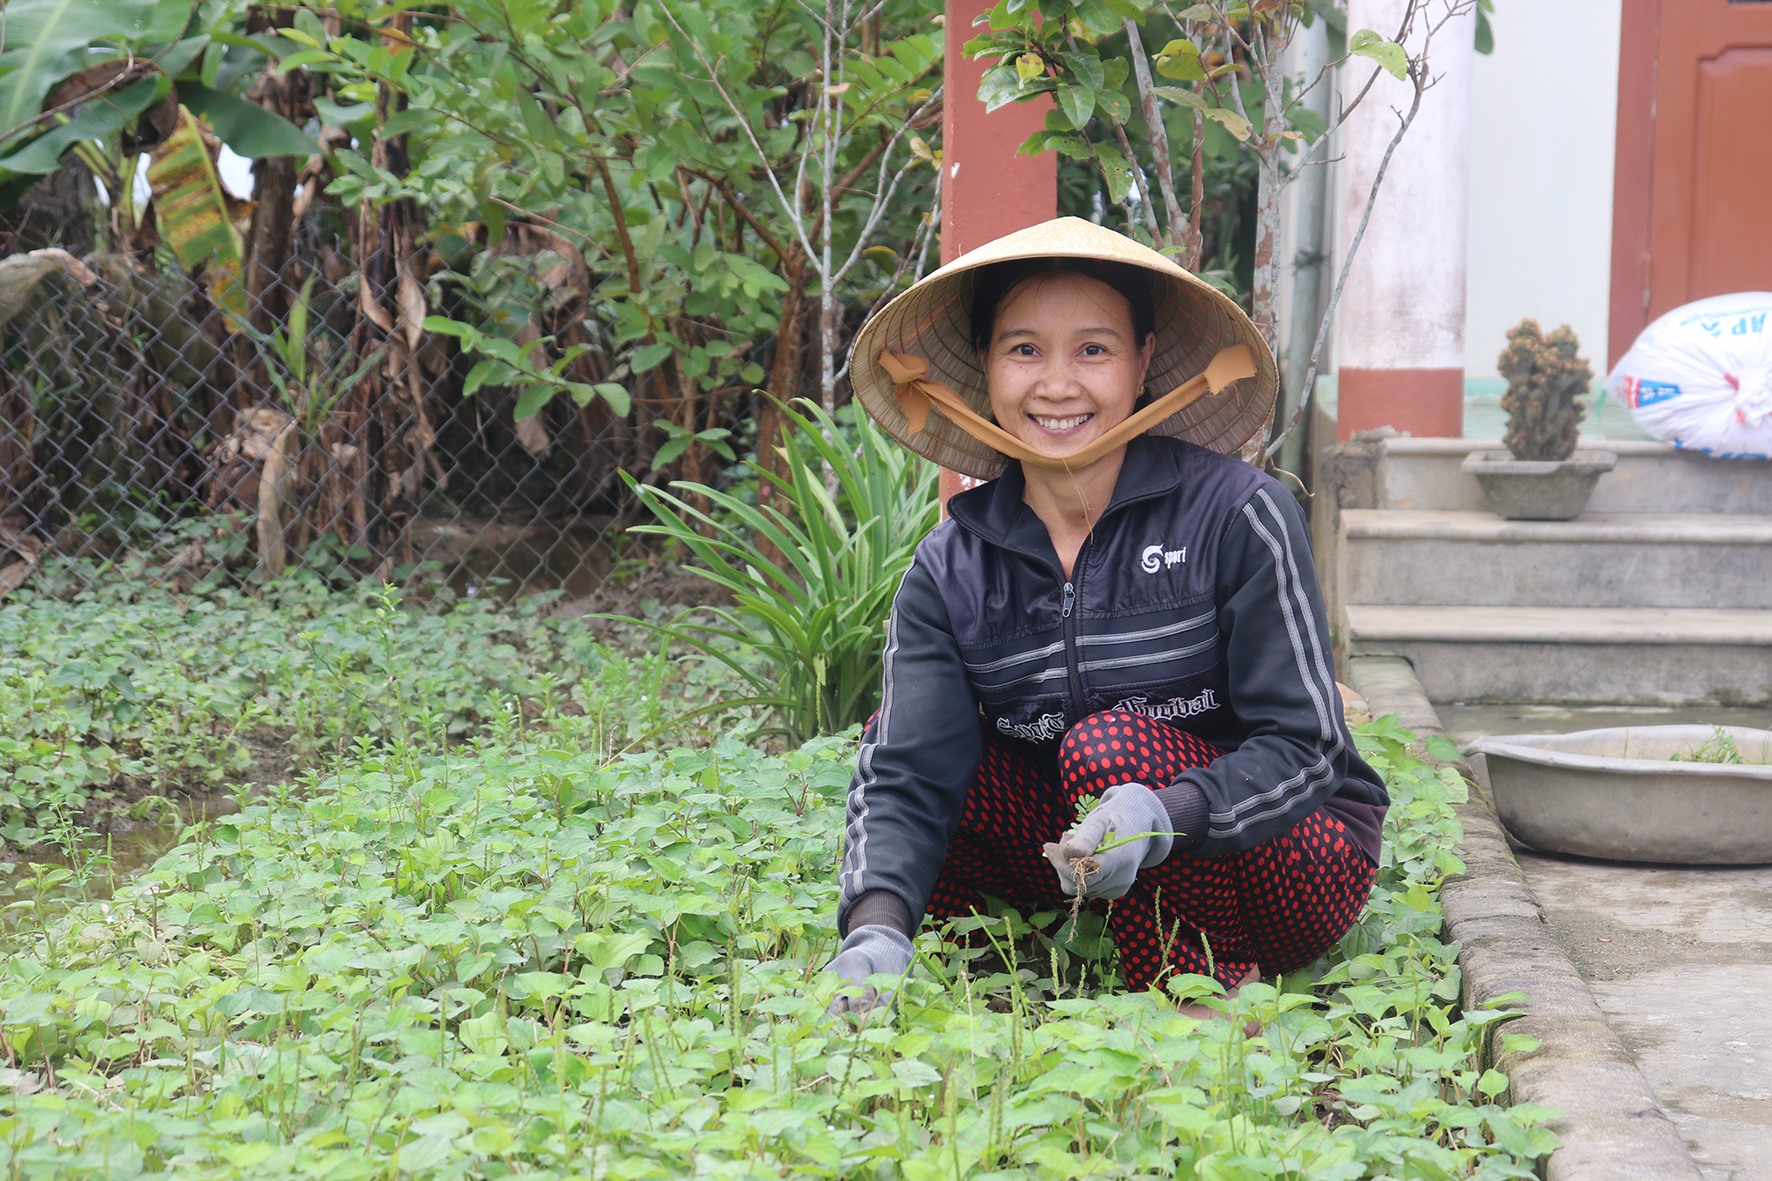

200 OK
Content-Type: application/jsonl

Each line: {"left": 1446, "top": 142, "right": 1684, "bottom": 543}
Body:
{"left": 657, "top": 0, "right": 824, "bottom": 265}
{"left": 830, "top": 88, "right": 943, "bottom": 282}
{"left": 1123, "top": 18, "right": 1186, "bottom": 244}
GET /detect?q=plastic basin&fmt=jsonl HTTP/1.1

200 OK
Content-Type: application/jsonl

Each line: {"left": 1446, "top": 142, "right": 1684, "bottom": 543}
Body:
{"left": 1463, "top": 725, "right": 1772, "bottom": 864}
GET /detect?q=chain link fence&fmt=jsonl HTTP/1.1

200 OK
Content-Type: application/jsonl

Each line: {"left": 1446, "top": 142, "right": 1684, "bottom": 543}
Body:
{"left": 1, "top": 241, "right": 659, "bottom": 604}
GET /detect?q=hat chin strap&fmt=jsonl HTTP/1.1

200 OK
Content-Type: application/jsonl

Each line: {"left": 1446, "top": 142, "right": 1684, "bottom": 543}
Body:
{"left": 879, "top": 345, "right": 1259, "bottom": 472}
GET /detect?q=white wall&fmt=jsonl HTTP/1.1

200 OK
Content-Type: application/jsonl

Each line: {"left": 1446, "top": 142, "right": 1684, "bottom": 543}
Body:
{"left": 1335, "top": 0, "right": 1476, "bottom": 374}
{"left": 1464, "top": 0, "right": 1621, "bottom": 378}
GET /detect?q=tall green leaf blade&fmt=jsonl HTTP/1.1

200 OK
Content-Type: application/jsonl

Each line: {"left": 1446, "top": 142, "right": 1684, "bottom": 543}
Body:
{"left": 778, "top": 446, "right": 847, "bottom": 595}
{"left": 621, "top": 394, "right": 937, "bottom": 741}
{"left": 670, "top": 484, "right": 824, "bottom": 591}
{"left": 633, "top": 507, "right": 809, "bottom": 603}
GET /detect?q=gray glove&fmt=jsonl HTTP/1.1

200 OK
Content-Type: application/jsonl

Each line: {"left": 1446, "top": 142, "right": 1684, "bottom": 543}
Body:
{"left": 824, "top": 924, "right": 914, "bottom": 1016}
{"left": 1043, "top": 782, "right": 1174, "bottom": 900}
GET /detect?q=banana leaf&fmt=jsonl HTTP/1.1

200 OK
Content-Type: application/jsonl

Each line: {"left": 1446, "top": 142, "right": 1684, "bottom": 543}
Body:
{"left": 146, "top": 105, "right": 247, "bottom": 327}
{"left": 181, "top": 83, "right": 319, "bottom": 158}
{"left": 0, "top": 0, "right": 190, "bottom": 141}
{"left": 0, "top": 74, "right": 166, "bottom": 174}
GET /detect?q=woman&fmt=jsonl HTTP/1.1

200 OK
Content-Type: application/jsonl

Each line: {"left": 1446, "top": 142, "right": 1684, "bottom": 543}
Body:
{"left": 826, "top": 218, "right": 1386, "bottom": 1014}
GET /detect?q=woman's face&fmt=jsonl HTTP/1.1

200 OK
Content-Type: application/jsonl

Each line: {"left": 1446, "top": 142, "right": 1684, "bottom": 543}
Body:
{"left": 983, "top": 271, "right": 1155, "bottom": 465}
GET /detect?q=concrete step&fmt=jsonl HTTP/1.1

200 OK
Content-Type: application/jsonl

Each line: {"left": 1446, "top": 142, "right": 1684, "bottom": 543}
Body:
{"left": 1343, "top": 605, "right": 1772, "bottom": 705}
{"left": 1375, "top": 438, "right": 1772, "bottom": 515}
{"left": 1338, "top": 510, "right": 1772, "bottom": 608}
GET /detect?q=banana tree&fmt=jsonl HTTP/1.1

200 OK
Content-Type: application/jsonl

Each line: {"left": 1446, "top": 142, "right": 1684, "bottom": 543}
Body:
{"left": 0, "top": 0, "right": 317, "bottom": 320}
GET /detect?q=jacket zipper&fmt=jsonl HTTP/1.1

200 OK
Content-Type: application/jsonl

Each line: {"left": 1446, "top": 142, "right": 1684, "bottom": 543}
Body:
{"left": 1061, "top": 541, "right": 1089, "bottom": 719}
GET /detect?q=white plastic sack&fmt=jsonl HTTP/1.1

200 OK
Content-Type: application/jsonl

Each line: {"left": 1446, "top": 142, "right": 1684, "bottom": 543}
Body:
{"left": 1606, "top": 292, "right": 1772, "bottom": 459}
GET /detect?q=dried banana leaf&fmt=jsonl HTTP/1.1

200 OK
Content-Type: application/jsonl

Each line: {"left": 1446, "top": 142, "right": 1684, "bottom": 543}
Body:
{"left": 146, "top": 106, "right": 247, "bottom": 328}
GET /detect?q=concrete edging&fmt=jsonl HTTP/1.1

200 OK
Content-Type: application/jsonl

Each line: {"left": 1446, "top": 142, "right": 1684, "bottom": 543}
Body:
{"left": 1347, "top": 655, "right": 1704, "bottom": 1181}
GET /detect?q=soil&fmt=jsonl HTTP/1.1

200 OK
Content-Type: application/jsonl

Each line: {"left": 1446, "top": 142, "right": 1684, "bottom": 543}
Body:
{"left": 3, "top": 727, "right": 296, "bottom": 861}
{"left": 545, "top": 560, "right": 729, "bottom": 625}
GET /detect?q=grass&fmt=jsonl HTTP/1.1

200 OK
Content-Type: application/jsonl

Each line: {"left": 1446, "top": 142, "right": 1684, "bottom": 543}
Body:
{"left": 0, "top": 576, "right": 1559, "bottom": 1178}
{"left": 1667, "top": 726, "right": 1759, "bottom": 765}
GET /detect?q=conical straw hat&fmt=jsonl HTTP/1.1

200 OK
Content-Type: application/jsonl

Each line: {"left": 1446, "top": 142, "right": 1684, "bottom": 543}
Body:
{"left": 849, "top": 217, "right": 1278, "bottom": 479}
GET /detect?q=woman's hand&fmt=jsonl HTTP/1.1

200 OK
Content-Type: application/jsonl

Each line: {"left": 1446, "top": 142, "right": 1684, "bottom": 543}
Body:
{"left": 824, "top": 925, "right": 914, "bottom": 1017}
{"left": 1043, "top": 783, "right": 1175, "bottom": 900}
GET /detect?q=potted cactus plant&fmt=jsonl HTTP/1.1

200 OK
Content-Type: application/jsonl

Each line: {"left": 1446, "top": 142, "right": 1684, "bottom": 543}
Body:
{"left": 1462, "top": 319, "right": 1616, "bottom": 520}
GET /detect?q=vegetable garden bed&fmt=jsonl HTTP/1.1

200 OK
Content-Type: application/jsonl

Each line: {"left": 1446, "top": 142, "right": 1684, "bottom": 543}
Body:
{"left": 0, "top": 580, "right": 1556, "bottom": 1178}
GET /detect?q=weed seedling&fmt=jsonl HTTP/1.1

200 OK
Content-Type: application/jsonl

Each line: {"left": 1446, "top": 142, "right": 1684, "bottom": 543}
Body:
{"left": 1059, "top": 792, "right": 1176, "bottom": 927}
{"left": 1670, "top": 726, "right": 1749, "bottom": 764}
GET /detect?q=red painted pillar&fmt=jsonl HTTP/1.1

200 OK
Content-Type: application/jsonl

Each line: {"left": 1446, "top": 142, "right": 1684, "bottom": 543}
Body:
{"left": 939, "top": 0, "right": 1057, "bottom": 501}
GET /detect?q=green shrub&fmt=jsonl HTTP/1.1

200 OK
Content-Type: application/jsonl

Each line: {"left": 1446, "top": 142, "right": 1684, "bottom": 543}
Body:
{"left": 620, "top": 397, "right": 940, "bottom": 744}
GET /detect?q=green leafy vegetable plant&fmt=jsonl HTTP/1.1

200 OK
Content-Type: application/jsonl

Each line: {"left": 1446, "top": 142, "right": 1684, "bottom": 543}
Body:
{"left": 1, "top": 556, "right": 1557, "bottom": 1177}
{"left": 0, "top": 708, "right": 1557, "bottom": 1178}
{"left": 0, "top": 574, "right": 711, "bottom": 840}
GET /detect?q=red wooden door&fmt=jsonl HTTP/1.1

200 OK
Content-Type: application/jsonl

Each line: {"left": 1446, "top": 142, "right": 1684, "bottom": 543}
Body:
{"left": 1610, "top": 0, "right": 1772, "bottom": 366}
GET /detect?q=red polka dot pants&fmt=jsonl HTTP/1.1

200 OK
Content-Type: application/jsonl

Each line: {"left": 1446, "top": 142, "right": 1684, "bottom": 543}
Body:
{"left": 927, "top": 709, "right": 1376, "bottom": 992}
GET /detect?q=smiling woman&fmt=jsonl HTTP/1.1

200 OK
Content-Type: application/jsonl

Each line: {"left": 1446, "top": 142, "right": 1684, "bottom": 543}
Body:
{"left": 980, "top": 267, "right": 1155, "bottom": 567}
{"left": 826, "top": 217, "right": 1388, "bottom": 1020}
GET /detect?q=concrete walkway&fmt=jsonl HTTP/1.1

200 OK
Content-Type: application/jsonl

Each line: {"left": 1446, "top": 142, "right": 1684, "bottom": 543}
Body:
{"left": 1517, "top": 853, "right": 1772, "bottom": 1180}
{"left": 1349, "top": 657, "right": 1720, "bottom": 1180}
{"left": 1435, "top": 701, "right": 1772, "bottom": 1180}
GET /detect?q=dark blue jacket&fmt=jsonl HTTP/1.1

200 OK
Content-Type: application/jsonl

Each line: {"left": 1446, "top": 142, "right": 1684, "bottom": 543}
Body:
{"left": 837, "top": 435, "right": 1386, "bottom": 934}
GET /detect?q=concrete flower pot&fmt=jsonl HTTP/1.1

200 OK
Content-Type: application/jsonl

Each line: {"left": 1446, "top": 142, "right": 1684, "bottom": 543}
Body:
{"left": 1461, "top": 449, "right": 1618, "bottom": 520}
{"left": 1464, "top": 725, "right": 1772, "bottom": 864}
